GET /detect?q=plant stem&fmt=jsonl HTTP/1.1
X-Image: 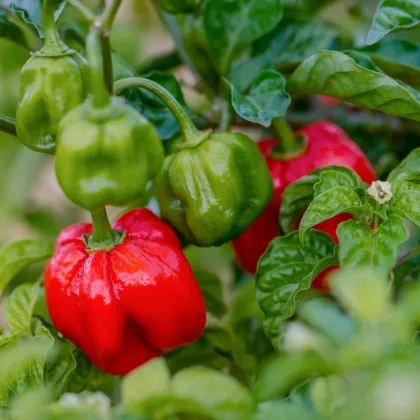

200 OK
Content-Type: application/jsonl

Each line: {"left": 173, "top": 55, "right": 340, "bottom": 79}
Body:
{"left": 100, "top": 28, "right": 114, "bottom": 94}
{"left": 271, "top": 117, "right": 302, "bottom": 154}
{"left": 86, "top": 24, "right": 110, "bottom": 109}
{"left": 0, "top": 115, "right": 16, "bottom": 136}
{"left": 219, "top": 99, "right": 233, "bottom": 132}
{"left": 90, "top": 208, "right": 115, "bottom": 244}
{"left": 115, "top": 77, "right": 206, "bottom": 144}
{"left": 101, "top": 0, "right": 123, "bottom": 29}
{"left": 67, "top": 0, "right": 96, "bottom": 22}
{"left": 41, "top": 0, "right": 66, "bottom": 54}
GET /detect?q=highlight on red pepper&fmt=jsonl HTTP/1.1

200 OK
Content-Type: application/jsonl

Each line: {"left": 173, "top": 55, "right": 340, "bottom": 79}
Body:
{"left": 232, "top": 120, "right": 376, "bottom": 287}
{"left": 45, "top": 208, "right": 206, "bottom": 375}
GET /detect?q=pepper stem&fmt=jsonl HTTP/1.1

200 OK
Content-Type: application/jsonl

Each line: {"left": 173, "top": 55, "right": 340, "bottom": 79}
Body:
{"left": 0, "top": 114, "right": 16, "bottom": 136}
{"left": 41, "top": 0, "right": 67, "bottom": 55}
{"left": 101, "top": 0, "right": 123, "bottom": 29}
{"left": 86, "top": 24, "right": 111, "bottom": 109}
{"left": 271, "top": 118, "right": 302, "bottom": 153}
{"left": 114, "top": 77, "right": 208, "bottom": 145}
{"left": 90, "top": 208, "right": 116, "bottom": 245}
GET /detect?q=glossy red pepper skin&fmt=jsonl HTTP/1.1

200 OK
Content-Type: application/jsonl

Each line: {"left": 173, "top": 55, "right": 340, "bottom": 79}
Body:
{"left": 45, "top": 208, "right": 206, "bottom": 375}
{"left": 232, "top": 121, "right": 376, "bottom": 285}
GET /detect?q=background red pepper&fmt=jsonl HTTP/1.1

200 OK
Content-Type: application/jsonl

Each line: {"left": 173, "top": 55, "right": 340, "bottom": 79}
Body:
{"left": 232, "top": 121, "right": 376, "bottom": 285}
{"left": 45, "top": 208, "right": 206, "bottom": 375}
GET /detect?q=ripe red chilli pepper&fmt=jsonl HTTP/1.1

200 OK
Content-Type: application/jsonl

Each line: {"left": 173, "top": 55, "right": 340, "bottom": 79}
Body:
{"left": 232, "top": 121, "right": 376, "bottom": 286}
{"left": 45, "top": 208, "right": 206, "bottom": 375}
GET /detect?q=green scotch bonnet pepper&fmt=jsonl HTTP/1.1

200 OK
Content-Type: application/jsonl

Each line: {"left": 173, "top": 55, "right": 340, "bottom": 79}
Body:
{"left": 16, "top": 1, "right": 87, "bottom": 154}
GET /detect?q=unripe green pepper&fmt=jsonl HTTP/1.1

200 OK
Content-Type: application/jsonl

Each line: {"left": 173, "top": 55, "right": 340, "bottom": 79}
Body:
{"left": 155, "top": 131, "right": 274, "bottom": 246}
{"left": 154, "top": 0, "right": 203, "bottom": 14}
{"left": 16, "top": 1, "right": 87, "bottom": 154}
{"left": 55, "top": 97, "right": 164, "bottom": 212}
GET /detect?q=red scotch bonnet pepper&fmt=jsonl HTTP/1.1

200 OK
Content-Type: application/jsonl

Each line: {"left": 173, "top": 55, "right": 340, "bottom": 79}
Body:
{"left": 232, "top": 121, "right": 376, "bottom": 288}
{"left": 45, "top": 208, "right": 206, "bottom": 375}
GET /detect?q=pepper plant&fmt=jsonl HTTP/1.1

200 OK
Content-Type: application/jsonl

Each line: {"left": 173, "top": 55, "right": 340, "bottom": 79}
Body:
{"left": 0, "top": 0, "right": 419, "bottom": 419}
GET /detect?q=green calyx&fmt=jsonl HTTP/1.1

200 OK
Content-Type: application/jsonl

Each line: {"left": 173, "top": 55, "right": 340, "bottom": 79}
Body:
{"left": 55, "top": 98, "right": 164, "bottom": 212}
{"left": 155, "top": 132, "right": 274, "bottom": 247}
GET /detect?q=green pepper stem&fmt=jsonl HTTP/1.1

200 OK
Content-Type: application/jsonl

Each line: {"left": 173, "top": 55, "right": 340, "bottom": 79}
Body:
{"left": 0, "top": 114, "right": 17, "bottom": 136}
{"left": 219, "top": 99, "right": 234, "bottom": 132}
{"left": 270, "top": 117, "right": 306, "bottom": 159}
{"left": 86, "top": 24, "right": 111, "bottom": 109}
{"left": 114, "top": 77, "right": 203, "bottom": 143}
{"left": 101, "top": 0, "right": 123, "bottom": 29}
{"left": 90, "top": 208, "right": 115, "bottom": 244}
{"left": 41, "top": 0, "right": 67, "bottom": 54}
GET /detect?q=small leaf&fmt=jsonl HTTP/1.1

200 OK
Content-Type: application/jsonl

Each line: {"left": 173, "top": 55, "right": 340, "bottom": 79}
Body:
{"left": 256, "top": 231, "right": 337, "bottom": 347}
{"left": 227, "top": 70, "right": 291, "bottom": 127}
{"left": 337, "top": 215, "right": 409, "bottom": 272}
{"left": 359, "top": 39, "right": 420, "bottom": 87}
{"left": 388, "top": 148, "right": 420, "bottom": 181}
{"left": 290, "top": 50, "right": 420, "bottom": 122}
{"left": 299, "top": 187, "right": 362, "bottom": 243}
{"left": 204, "top": 0, "right": 283, "bottom": 75}
{"left": 122, "top": 358, "right": 170, "bottom": 412}
{"left": 367, "top": 0, "right": 420, "bottom": 45}
{"left": 170, "top": 367, "right": 255, "bottom": 419}
{"left": 4, "top": 281, "right": 40, "bottom": 333}
{"left": 254, "top": 18, "right": 336, "bottom": 70}
{"left": 390, "top": 172, "right": 420, "bottom": 228}
{"left": 0, "top": 238, "right": 55, "bottom": 295}
{"left": 313, "top": 167, "right": 363, "bottom": 197}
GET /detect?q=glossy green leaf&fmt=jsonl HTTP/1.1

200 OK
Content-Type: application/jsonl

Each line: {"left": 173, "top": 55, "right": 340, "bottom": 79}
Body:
{"left": 390, "top": 172, "right": 420, "bottom": 228}
{"left": 170, "top": 367, "right": 255, "bottom": 420}
{"left": 227, "top": 70, "right": 291, "bottom": 127}
{"left": 290, "top": 50, "right": 420, "bottom": 122}
{"left": 204, "top": 0, "right": 283, "bottom": 74}
{"left": 367, "top": 0, "right": 420, "bottom": 45}
{"left": 255, "top": 19, "right": 336, "bottom": 70}
{"left": 193, "top": 270, "right": 227, "bottom": 318}
{"left": 337, "top": 215, "right": 409, "bottom": 272}
{"left": 280, "top": 174, "right": 318, "bottom": 234}
{"left": 299, "top": 187, "right": 362, "bottom": 243}
{"left": 313, "top": 167, "right": 363, "bottom": 197}
{"left": 388, "top": 148, "right": 420, "bottom": 181}
{"left": 359, "top": 39, "right": 420, "bottom": 86}
{"left": 4, "top": 281, "right": 40, "bottom": 333}
{"left": 253, "top": 351, "right": 330, "bottom": 402}
{"left": 122, "top": 358, "right": 170, "bottom": 412}
{"left": 283, "top": 0, "right": 333, "bottom": 16}
{"left": 0, "top": 238, "right": 55, "bottom": 295}
{"left": 256, "top": 231, "right": 337, "bottom": 347}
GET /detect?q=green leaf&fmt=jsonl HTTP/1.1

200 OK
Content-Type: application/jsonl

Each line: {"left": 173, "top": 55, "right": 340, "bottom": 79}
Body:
{"left": 337, "top": 215, "right": 409, "bottom": 272}
{"left": 299, "top": 187, "right": 362, "bottom": 243}
{"left": 359, "top": 39, "right": 420, "bottom": 87}
{"left": 331, "top": 268, "right": 390, "bottom": 320}
{"left": 253, "top": 351, "right": 330, "bottom": 402}
{"left": 367, "top": 0, "right": 420, "bottom": 45}
{"left": 313, "top": 167, "right": 363, "bottom": 197}
{"left": 254, "top": 400, "right": 315, "bottom": 420}
{"left": 290, "top": 50, "right": 420, "bottom": 122}
{"left": 388, "top": 148, "right": 420, "bottom": 181}
{"left": 170, "top": 367, "right": 255, "bottom": 420}
{"left": 204, "top": 0, "right": 283, "bottom": 75}
{"left": 283, "top": 0, "right": 332, "bottom": 17}
{"left": 122, "top": 358, "right": 170, "bottom": 412}
{"left": 46, "top": 340, "right": 77, "bottom": 399}
{"left": 256, "top": 231, "right": 337, "bottom": 347}
{"left": 227, "top": 70, "right": 291, "bottom": 127}
{"left": 0, "top": 331, "right": 22, "bottom": 348}
{"left": 4, "top": 281, "right": 40, "bottom": 333}
{"left": 254, "top": 19, "right": 336, "bottom": 70}
{"left": 390, "top": 172, "right": 420, "bottom": 228}
{"left": 0, "top": 238, "right": 55, "bottom": 295}
{"left": 193, "top": 270, "right": 227, "bottom": 318}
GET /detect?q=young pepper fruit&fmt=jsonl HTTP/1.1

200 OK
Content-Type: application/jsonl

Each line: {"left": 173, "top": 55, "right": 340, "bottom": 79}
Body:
{"left": 16, "top": 0, "right": 87, "bottom": 154}
{"left": 232, "top": 121, "right": 376, "bottom": 286}
{"left": 45, "top": 208, "right": 206, "bottom": 375}
{"left": 155, "top": 131, "right": 274, "bottom": 247}
{"left": 55, "top": 97, "right": 164, "bottom": 212}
